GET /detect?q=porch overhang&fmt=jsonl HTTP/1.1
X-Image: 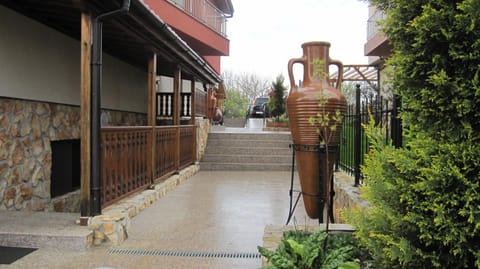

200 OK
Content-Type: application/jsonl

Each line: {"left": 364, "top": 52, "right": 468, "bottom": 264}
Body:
{"left": 126, "top": 0, "right": 222, "bottom": 83}
{"left": 1, "top": 0, "right": 222, "bottom": 84}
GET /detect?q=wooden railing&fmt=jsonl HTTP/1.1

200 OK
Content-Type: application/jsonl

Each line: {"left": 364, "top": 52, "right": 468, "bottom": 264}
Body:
{"left": 195, "top": 88, "right": 207, "bottom": 117}
{"left": 156, "top": 90, "right": 207, "bottom": 120}
{"left": 154, "top": 126, "right": 177, "bottom": 178}
{"left": 157, "top": 93, "right": 174, "bottom": 117}
{"left": 179, "top": 125, "right": 195, "bottom": 168}
{"left": 101, "top": 127, "right": 151, "bottom": 207}
{"left": 180, "top": 93, "right": 191, "bottom": 117}
{"left": 101, "top": 125, "right": 197, "bottom": 207}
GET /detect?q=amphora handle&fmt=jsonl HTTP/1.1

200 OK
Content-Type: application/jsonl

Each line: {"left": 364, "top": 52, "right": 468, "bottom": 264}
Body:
{"left": 329, "top": 58, "right": 343, "bottom": 90}
{"left": 287, "top": 57, "right": 305, "bottom": 95}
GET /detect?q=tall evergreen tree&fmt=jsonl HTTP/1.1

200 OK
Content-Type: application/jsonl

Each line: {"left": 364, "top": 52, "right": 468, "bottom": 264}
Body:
{"left": 267, "top": 74, "right": 287, "bottom": 119}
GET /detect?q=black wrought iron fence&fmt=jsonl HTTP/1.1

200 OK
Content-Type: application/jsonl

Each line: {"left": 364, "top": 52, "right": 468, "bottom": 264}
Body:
{"left": 339, "top": 84, "right": 402, "bottom": 186}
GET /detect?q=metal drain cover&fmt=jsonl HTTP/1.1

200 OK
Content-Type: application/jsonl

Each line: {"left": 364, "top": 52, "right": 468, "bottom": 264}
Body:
{"left": 107, "top": 248, "right": 261, "bottom": 259}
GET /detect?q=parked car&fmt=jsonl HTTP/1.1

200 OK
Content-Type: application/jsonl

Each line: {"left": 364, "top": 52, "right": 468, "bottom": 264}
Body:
{"left": 247, "top": 97, "right": 269, "bottom": 118}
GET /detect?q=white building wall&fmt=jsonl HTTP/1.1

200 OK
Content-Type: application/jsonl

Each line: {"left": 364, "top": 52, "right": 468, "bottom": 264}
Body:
{"left": 0, "top": 5, "right": 147, "bottom": 113}
{"left": 157, "top": 76, "right": 196, "bottom": 93}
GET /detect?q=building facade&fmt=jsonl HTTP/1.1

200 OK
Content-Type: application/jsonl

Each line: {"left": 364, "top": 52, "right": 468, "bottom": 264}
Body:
{"left": 364, "top": 5, "right": 392, "bottom": 66}
{"left": 0, "top": 0, "right": 233, "bottom": 216}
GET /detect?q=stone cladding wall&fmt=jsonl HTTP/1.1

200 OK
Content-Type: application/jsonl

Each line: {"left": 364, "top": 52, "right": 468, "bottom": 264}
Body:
{"left": 196, "top": 118, "right": 210, "bottom": 161}
{"left": 101, "top": 110, "right": 147, "bottom": 127}
{"left": 332, "top": 171, "right": 369, "bottom": 223}
{"left": 0, "top": 97, "right": 146, "bottom": 212}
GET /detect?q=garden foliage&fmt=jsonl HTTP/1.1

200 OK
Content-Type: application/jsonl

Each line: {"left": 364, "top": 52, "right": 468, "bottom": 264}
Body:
{"left": 346, "top": 0, "right": 480, "bottom": 268}
{"left": 258, "top": 230, "right": 361, "bottom": 269}
{"left": 223, "top": 88, "right": 250, "bottom": 118}
{"left": 267, "top": 74, "right": 287, "bottom": 119}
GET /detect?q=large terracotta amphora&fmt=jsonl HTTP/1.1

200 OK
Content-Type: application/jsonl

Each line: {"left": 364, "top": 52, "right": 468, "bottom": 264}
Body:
{"left": 287, "top": 41, "right": 346, "bottom": 220}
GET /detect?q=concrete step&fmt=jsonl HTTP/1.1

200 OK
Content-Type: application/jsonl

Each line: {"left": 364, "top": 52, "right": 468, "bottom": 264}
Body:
{"left": 200, "top": 162, "right": 293, "bottom": 171}
{"left": 204, "top": 146, "right": 291, "bottom": 156}
{"left": 201, "top": 130, "right": 294, "bottom": 171}
{"left": 208, "top": 132, "right": 291, "bottom": 141}
{"left": 201, "top": 154, "right": 292, "bottom": 164}
{"left": 206, "top": 139, "right": 291, "bottom": 148}
{"left": 0, "top": 211, "right": 92, "bottom": 250}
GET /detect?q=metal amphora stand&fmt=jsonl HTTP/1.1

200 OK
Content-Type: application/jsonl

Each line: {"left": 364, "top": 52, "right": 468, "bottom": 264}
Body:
{"left": 286, "top": 144, "right": 338, "bottom": 225}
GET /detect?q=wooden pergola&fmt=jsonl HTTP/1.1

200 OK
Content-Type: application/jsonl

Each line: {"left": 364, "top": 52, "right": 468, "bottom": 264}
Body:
{"left": 331, "top": 64, "right": 379, "bottom": 87}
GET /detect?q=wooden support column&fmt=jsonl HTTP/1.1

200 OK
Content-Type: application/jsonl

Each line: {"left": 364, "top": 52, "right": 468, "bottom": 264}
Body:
{"left": 173, "top": 66, "right": 181, "bottom": 126}
{"left": 190, "top": 79, "right": 197, "bottom": 162}
{"left": 147, "top": 54, "right": 157, "bottom": 126}
{"left": 190, "top": 79, "right": 196, "bottom": 125}
{"left": 147, "top": 54, "right": 157, "bottom": 183}
{"left": 204, "top": 84, "right": 209, "bottom": 118}
{"left": 80, "top": 13, "right": 92, "bottom": 221}
{"left": 173, "top": 67, "right": 181, "bottom": 170}
{"left": 207, "top": 87, "right": 214, "bottom": 121}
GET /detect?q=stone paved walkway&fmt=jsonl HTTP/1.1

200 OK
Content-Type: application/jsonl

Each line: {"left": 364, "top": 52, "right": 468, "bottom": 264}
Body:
{"left": 1, "top": 170, "right": 317, "bottom": 269}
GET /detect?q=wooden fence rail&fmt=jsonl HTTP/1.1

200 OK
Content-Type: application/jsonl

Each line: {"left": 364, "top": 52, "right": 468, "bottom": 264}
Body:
{"left": 154, "top": 127, "right": 177, "bottom": 178}
{"left": 179, "top": 125, "right": 195, "bottom": 168}
{"left": 101, "top": 127, "right": 151, "bottom": 208}
{"left": 100, "top": 125, "right": 197, "bottom": 207}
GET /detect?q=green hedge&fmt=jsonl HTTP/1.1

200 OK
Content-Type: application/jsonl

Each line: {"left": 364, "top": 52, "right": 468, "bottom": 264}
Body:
{"left": 346, "top": 1, "right": 480, "bottom": 268}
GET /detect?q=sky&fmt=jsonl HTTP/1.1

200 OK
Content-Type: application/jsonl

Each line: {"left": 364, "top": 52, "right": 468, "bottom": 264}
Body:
{"left": 221, "top": 0, "right": 370, "bottom": 82}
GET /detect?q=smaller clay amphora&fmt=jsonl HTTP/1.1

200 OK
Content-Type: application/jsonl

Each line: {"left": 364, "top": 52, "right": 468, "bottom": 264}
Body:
{"left": 287, "top": 41, "right": 346, "bottom": 220}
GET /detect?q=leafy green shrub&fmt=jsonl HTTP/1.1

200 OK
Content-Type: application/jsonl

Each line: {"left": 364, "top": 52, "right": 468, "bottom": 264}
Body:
{"left": 346, "top": 121, "right": 480, "bottom": 268}
{"left": 223, "top": 88, "right": 250, "bottom": 118}
{"left": 344, "top": 1, "right": 480, "bottom": 267}
{"left": 258, "top": 230, "right": 365, "bottom": 269}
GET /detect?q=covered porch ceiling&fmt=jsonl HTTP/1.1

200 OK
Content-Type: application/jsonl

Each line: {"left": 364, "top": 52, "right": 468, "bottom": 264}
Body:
{"left": 0, "top": 0, "right": 221, "bottom": 84}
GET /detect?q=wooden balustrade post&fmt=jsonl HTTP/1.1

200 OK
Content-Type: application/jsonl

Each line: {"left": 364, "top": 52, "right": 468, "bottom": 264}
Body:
{"left": 80, "top": 13, "right": 92, "bottom": 222}
{"left": 147, "top": 54, "right": 157, "bottom": 183}
{"left": 173, "top": 67, "right": 181, "bottom": 170}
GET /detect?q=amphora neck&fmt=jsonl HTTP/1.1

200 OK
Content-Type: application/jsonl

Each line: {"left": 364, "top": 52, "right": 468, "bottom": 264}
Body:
{"left": 302, "top": 42, "right": 331, "bottom": 87}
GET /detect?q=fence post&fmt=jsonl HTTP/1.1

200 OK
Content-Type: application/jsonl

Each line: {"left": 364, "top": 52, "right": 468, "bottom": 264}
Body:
{"left": 175, "top": 126, "right": 180, "bottom": 171}
{"left": 391, "top": 95, "right": 402, "bottom": 148}
{"left": 354, "top": 84, "right": 361, "bottom": 186}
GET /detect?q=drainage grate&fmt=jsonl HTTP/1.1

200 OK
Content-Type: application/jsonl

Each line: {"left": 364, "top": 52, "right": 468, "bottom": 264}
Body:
{"left": 106, "top": 248, "right": 261, "bottom": 259}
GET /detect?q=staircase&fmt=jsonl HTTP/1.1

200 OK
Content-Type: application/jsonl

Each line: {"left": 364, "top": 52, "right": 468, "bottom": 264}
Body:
{"left": 200, "top": 130, "right": 294, "bottom": 171}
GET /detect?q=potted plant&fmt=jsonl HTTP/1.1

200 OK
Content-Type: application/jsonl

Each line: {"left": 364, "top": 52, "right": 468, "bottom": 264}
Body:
{"left": 266, "top": 114, "right": 289, "bottom": 128}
